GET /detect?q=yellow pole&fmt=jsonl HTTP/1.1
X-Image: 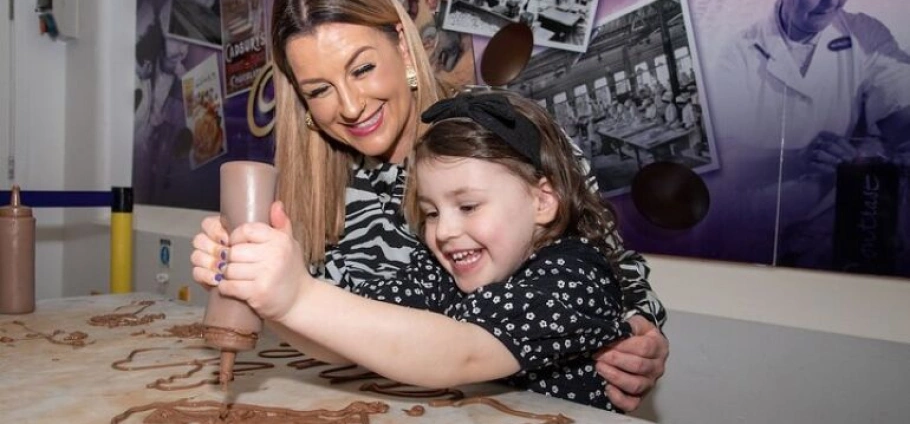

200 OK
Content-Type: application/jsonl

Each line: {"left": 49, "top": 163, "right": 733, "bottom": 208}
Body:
{"left": 110, "top": 187, "right": 133, "bottom": 293}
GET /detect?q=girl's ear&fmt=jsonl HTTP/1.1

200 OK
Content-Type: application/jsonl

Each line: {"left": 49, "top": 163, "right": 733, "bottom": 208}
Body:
{"left": 395, "top": 23, "right": 414, "bottom": 70}
{"left": 534, "top": 177, "right": 559, "bottom": 226}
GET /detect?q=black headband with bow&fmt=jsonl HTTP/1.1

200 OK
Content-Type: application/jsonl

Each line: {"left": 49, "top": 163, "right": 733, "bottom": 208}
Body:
{"left": 420, "top": 94, "right": 542, "bottom": 168}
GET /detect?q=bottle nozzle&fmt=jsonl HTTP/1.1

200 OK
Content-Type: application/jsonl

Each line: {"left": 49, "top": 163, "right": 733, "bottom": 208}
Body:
{"left": 10, "top": 185, "right": 21, "bottom": 207}
{"left": 1, "top": 184, "right": 31, "bottom": 218}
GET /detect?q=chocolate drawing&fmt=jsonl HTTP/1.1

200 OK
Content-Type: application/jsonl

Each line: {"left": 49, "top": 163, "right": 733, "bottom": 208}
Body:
{"left": 89, "top": 300, "right": 165, "bottom": 328}
{"left": 111, "top": 346, "right": 273, "bottom": 391}
{"left": 2, "top": 320, "right": 93, "bottom": 347}
{"left": 110, "top": 399, "right": 390, "bottom": 424}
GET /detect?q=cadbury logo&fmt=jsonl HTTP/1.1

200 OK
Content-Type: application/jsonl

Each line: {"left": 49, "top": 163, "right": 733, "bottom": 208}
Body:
{"left": 246, "top": 65, "right": 275, "bottom": 138}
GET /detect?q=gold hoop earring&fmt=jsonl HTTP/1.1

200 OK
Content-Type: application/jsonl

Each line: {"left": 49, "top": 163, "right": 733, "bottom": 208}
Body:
{"left": 405, "top": 67, "right": 418, "bottom": 90}
{"left": 304, "top": 111, "right": 318, "bottom": 131}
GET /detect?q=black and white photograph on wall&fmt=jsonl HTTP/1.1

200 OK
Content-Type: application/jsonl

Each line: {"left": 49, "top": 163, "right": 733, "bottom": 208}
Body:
{"left": 507, "top": 0, "right": 717, "bottom": 195}
{"left": 168, "top": 0, "right": 223, "bottom": 48}
{"left": 443, "top": 0, "right": 600, "bottom": 53}
{"left": 403, "top": 0, "right": 478, "bottom": 88}
{"left": 691, "top": 0, "right": 910, "bottom": 276}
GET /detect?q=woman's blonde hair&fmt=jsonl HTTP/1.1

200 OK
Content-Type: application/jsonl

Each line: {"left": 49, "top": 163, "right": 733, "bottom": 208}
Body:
{"left": 270, "top": 0, "right": 448, "bottom": 265}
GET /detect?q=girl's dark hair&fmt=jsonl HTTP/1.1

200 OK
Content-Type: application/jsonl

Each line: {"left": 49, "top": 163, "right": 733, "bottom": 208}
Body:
{"left": 405, "top": 91, "right": 620, "bottom": 254}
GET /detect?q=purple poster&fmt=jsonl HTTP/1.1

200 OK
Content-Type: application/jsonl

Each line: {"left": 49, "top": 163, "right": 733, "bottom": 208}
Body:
{"left": 474, "top": 0, "right": 910, "bottom": 278}
{"left": 678, "top": 0, "right": 910, "bottom": 277}
{"left": 134, "top": 0, "right": 274, "bottom": 211}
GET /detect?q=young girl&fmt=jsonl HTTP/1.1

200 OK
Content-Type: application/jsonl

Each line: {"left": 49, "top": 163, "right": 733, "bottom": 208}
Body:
{"left": 209, "top": 91, "right": 633, "bottom": 411}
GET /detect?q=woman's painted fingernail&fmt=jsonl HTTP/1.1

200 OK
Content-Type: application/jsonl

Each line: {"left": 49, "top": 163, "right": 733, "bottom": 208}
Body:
{"left": 217, "top": 261, "right": 226, "bottom": 272}
{"left": 213, "top": 273, "right": 223, "bottom": 285}
{"left": 220, "top": 239, "right": 227, "bottom": 246}
{"left": 220, "top": 249, "right": 228, "bottom": 260}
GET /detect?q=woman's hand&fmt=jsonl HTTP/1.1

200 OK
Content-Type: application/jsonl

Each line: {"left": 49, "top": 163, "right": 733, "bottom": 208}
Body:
{"left": 200, "top": 201, "right": 311, "bottom": 322}
{"left": 190, "top": 215, "right": 230, "bottom": 290}
{"left": 595, "top": 315, "right": 669, "bottom": 412}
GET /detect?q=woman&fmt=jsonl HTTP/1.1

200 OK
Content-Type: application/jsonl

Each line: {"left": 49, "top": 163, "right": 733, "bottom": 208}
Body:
{"left": 192, "top": 0, "right": 667, "bottom": 411}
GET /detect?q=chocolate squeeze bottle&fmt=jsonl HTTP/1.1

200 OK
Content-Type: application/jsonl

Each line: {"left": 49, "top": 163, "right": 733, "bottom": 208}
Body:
{"left": 203, "top": 161, "right": 277, "bottom": 390}
{"left": 0, "top": 185, "right": 36, "bottom": 314}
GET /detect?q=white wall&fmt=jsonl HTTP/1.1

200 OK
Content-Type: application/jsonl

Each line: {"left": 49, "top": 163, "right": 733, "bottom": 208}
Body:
{"left": 1, "top": 0, "right": 135, "bottom": 299}
{"left": 60, "top": 0, "right": 136, "bottom": 297}
{"left": 2, "top": 0, "right": 68, "bottom": 300}
{"left": 1, "top": 0, "right": 10, "bottom": 183}
{"left": 8, "top": 1, "right": 910, "bottom": 423}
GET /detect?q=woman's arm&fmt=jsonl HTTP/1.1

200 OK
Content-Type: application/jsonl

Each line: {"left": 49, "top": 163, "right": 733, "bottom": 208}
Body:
{"left": 604, "top": 234, "right": 667, "bottom": 327}
{"left": 568, "top": 133, "right": 670, "bottom": 411}
{"left": 569, "top": 132, "right": 667, "bottom": 328}
{"left": 597, "top": 219, "right": 669, "bottom": 412}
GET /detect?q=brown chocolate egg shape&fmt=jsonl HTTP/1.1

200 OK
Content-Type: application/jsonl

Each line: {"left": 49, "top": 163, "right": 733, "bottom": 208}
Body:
{"left": 630, "top": 161, "right": 710, "bottom": 230}
{"left": 480, "top": 22, "right": 534, "bottom": 87}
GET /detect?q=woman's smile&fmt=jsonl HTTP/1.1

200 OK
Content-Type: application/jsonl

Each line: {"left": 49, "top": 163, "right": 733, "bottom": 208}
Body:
{"left": 346, "top": 105, "right": 384, "bottom": 137}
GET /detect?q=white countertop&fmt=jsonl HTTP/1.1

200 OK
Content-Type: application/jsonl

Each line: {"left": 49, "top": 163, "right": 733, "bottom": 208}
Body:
{"left": 0, "top": 293, "right": 653, "bottom": 423}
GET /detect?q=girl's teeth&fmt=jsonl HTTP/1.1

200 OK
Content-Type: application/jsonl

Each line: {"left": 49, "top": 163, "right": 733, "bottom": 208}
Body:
{"left": 452, "top": 250, "right": 479, "bottom": 263}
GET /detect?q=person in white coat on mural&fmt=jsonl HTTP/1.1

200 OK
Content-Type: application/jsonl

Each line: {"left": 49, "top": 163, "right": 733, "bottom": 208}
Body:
{"left": 709, "top": 0, "right": 910, "bottom": 270}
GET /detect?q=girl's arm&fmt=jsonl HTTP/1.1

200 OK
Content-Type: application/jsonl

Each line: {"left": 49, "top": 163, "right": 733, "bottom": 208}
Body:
{"left": 278, "top": 278, "right": 520, "bottom": 388}
{"left": 279, "top": 242, "right": 631, "bottom": 392}
{"left": 217, "top": 202, "right": 519, "bottom": 388}
{"left": 264, "top": 320, "right": 352, "bottom": 365}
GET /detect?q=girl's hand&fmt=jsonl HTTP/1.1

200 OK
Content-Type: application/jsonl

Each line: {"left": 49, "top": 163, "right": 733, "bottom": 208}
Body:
{"left": 190, "top": 215, "right": 230, "bottom": 290}
{"left": 214, "top": 201, "right": 310, "bottom": 321}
